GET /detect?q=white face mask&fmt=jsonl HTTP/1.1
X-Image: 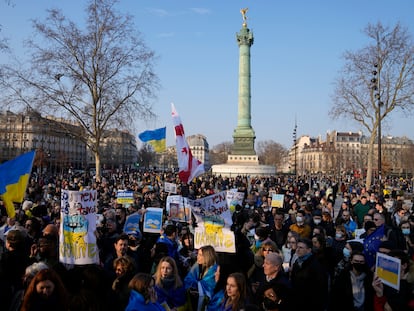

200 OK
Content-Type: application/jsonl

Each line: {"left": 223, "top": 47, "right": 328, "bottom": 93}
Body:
{"left": 313, "top": 219, "right": 321, "bottom": 225}
{"left": 296, "top": 216, "right": 303, "bottom": 223}
{"left": 335, "top": 232, "right": 343, "bottom": 239}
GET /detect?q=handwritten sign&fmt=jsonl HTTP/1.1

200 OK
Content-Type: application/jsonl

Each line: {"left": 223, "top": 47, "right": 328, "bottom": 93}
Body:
{"left": 188, "top": 191, "right": 236, "bottom": 253}
{"left": 60, "top": 190, "right": 99, "bottom": 265}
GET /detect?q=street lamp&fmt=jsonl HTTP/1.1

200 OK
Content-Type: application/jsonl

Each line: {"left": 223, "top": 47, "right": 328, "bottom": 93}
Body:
{"left": 293, "top": 121, "right": 297, "bottom": 181}
{"left": 371, "top": 63, "right": 383, "bottom": 196}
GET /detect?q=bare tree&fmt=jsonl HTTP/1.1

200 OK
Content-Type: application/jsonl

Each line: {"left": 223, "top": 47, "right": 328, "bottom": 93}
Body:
{"left": 329, "top": 22, "right": 414, "bottom": 190}
{"left": 256, "top": 140, "right": 288, "bottom": 168}
{"left": 0, "top": 0, "right": 159, "bottom": 181}
{"left": 210, "top": 141, "right": 233, "bottom": 165}
{"left": 137, "top": 144, "right": 156, "bottom": 169}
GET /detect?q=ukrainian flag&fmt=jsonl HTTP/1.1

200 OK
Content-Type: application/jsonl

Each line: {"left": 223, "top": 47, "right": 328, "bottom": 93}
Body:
{"left": 138, "top": 127, "right": 166, "bottom": 153}
{"left": 0, "top": 151, "right": 35, "bottom": 218}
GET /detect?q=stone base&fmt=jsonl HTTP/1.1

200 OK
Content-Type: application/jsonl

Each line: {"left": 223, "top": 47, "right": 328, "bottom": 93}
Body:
{"left": 227, "top": 154, "right": 259, "bottom": 165}
{"left": 211, "top": 163, "right": 276, "bottom": 177}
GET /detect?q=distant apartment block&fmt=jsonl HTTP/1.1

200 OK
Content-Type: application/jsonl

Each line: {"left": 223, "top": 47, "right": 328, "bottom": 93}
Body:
{"left": 287, "top": 130, "right": 413, "bottom": 177}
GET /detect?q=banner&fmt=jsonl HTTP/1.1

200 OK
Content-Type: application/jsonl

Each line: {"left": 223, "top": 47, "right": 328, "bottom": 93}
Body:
{"left": 188, "top": 191, "right": 236, "bottom": 253}
{"left": 60, "top": 190, "right": 99, "bottom": 265}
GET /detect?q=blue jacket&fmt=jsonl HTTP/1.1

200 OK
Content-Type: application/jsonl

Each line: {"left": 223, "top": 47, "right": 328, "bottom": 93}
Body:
{"left": 125, "top": 289, "right": 166, "bottom": 311}
{"left": 184, "top": 263, "right": 218, "bottom": 310}
{"left": 156, "top": 234, "right": 179, "bottom": 260}
{"left": 154, "top": 279, "right": 186, "bottom": 308}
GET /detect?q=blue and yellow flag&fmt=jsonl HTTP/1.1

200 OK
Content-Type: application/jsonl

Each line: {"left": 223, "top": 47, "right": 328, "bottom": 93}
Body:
{"left": 0, "top": 150, "right": 35, "bottom": 218}
{"left": 138, "top": 127, "right": 166, "bottom": 152}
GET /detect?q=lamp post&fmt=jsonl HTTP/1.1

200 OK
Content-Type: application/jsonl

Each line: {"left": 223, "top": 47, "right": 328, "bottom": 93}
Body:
{"left": 293, "top": 122, "right": 297, "bottom": 181}
{"left": 371, "top": 63, "right": 383, "bottom": 196}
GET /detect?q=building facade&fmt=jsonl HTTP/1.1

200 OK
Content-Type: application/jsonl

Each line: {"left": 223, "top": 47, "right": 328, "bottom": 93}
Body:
{"left": 0, "top": 109, "right": 138, "bottom": 172}
{"left": 287, "top": 130, "right": 413, "bottom": 177}
{"left": 187, "top": 134, "right": 210, "bottom": 170}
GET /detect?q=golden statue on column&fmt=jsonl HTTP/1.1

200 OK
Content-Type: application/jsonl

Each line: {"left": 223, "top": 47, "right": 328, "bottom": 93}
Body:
{"left": 240, "top": 8, "right": 248, "bottom": 27}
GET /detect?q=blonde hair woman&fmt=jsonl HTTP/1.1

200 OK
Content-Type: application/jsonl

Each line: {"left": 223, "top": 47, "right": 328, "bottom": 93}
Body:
{"left": 153, "top": 256, "right": 186, "bottom": 310}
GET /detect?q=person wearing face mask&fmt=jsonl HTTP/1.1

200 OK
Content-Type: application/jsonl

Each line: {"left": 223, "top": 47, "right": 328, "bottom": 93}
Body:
{"left": 330, "top": 250, "right": 374, "bottom": 311}
{"left": 337, "top": 210, "right": 357, "bottom": 239}
{"left": 333, "top": 240, "right": 364, "bottom": 283}
{"left": 331, "top": 225, "right": 348, "bottom": 265}
{"left": 288, "top": 210, "right": 311, "bottom": 239}
{"left": 310, "top": 209, "right": 323, "bottom": 230}
{"left": 396, "top": 220, "right": 414, "bottom": 255}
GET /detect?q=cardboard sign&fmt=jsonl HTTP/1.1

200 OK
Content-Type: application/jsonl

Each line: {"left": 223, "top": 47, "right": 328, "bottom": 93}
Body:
{"left": 376, "top": 252, "right": 401, "bottom": 291}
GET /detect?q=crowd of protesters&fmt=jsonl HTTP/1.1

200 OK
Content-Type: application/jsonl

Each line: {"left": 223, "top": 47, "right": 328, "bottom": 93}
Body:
{"left": 0, "top": 169, "right": 413, "bottom": 311}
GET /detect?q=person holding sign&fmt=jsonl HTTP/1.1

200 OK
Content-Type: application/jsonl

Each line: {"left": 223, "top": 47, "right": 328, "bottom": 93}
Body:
{"left": 372, "top": 249, "right": 414, "bottom": 311}
{"left": 330, "top": 250, "right": 374, "bottom": 311}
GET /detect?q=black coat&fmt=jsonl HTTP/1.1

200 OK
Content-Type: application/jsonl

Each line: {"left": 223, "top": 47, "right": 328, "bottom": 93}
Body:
{"left": 330, "top": 266, "right": 374, "bottom": 311}
{"left": 290, "top": 254, "right": 329, "bottom": 311}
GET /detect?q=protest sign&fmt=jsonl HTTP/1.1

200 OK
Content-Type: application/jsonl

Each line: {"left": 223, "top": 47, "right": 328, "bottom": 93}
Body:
{"left": 164, "top": 182, "right": 177, "bottom": 194}
{"left": 116, "top": 190, "right": 134, "bottom": 204}
{"left": 60, "top": 189, "right": 99, "bottom": 265}
{"left": 226, "top": 190, "right": 245, "bottom": 213}
{"left": 143, "top": 207, "right": 163, "bottom": 233}
{"left": 271, "top": 194, "right": 285, "bottom": 208}
{"left": 166, "top": 195, "right": 191, "bottom": 222}
{"left": 188, "top": 191, "right": 236, "bottom": 253}
{"left": 124, "top": 213, "right": 142, "bottom": 234}
{"left": 376, "top": 252, "right": 401, "bottom": 291}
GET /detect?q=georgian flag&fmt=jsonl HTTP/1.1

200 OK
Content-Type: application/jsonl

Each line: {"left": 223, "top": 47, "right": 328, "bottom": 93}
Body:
{"left": 171, "top": 103, "right": 205, "bottom": 184}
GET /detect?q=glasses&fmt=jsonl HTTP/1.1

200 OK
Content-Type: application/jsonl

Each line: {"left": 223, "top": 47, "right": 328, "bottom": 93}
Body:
{"left": 373, "top": 218, "right": 381, "bottom": 221}
{"left": 263, "top": 248, "right": 274, "bottom": 252}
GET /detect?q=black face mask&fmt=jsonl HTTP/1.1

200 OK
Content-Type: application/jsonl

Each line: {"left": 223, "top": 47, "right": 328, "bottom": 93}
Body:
{"left": 263, "top": 298, "right": 280, "bottom": 310}
{"left": 352, "top": 263, "right": 366, "bottom": 272}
